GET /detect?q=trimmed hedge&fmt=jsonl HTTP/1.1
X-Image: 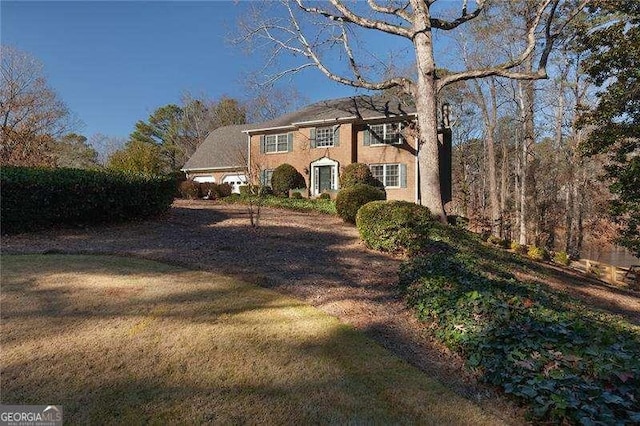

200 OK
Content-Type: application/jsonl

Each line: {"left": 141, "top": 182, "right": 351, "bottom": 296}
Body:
{"left": 356, "top": 200, "right": 433, "bottom": 254}
{"left": 271, "top": 163, "right": 306, "bottom": 197}
{"left": 1, "top": 166, "right": 175, "bottom": 234}
{"left": 340, "top": 163, "right": 384, "bottom": 189}
{"left": 335, "top": 184, "right": 386, "bottom": 224}
{"left": 178, "top": 180, "right": 200, "bottom": 199}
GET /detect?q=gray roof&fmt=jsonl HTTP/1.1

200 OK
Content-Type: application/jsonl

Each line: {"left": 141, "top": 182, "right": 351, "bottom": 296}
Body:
{"left": 182, "top": 123, "right": 256, "bottom": 171}
{"left": 253, "top": 94, "right": 416, "bottom": 130}
{"left": 182, "top": 95, "right": 416, "bottom": 171}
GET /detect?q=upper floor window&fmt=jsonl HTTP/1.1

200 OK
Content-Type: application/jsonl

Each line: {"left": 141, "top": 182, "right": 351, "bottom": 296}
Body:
{"left": 311, "top": 125, "right": 340, "bottom": 148}
{"left": 368, "top": 122, "right": 404, "bottom": 145}
{"left": 315, "top": 126, "right": 335, "bottom": 147}
{"left": 264, "top": 134, "right": 290, "bottom": 153}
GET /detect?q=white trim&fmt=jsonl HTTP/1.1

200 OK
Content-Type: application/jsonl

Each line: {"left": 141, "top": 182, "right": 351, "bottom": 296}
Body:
{"left": 291, "top": 116, "right": 357, "bottom": 126}
{"left": 243, "top": 125, "right": 296, "bottom": 134}
{"left": 310, "top": 157, "right": 339, "bottom": 196}
{"left": 181, "top": 166, "right": 243, "bottom": 172}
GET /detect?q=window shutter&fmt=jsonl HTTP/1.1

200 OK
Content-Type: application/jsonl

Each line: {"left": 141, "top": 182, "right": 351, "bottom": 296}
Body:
{"left": 287, "top": 132, "right": 294, "bottom": 152}
{"left": 310, "top": 128, "right": 317, "bottom": 148}
{"left": 333, "top": 125, "right": 340, "bottom": 147}
{"left": 363, "top": 128, "right": 371, "bottom": 146}
{"left": 260, "top": 135, "right": 265, "bottom": 154}
{"left": 260, "top": 170, "right": 266, "bottom": 186}
{"left": 400, "top": 164, "right": 407, "bottom": 188}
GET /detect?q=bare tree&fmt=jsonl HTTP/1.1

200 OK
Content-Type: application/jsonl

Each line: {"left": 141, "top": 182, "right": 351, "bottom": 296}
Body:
{"left": 1, "top": 45, "right": 75, "bottom": 166}
{"left": 239, "top": 0, "right": 587, "bottom": 220}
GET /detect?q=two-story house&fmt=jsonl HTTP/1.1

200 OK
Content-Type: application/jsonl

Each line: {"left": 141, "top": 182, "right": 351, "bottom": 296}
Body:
{"left": 183, "top": 95, "right": 451, "bottom": 203}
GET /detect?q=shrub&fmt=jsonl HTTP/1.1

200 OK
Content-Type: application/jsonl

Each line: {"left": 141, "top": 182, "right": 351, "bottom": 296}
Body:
{"left": 270, "top": 164, "right": 306, "bottom": 197}
{"left": 527, "top": 245, "right": 549, "bottom": 261}
{"left": 179, "top": 180, "right": 200, "bottom": 199}
{"left": 487, "top": 235, "right": 502, "bottom": 247}
{"left": 553, "top": 251, "right": 571, "bottom": 266}
{"left": 335, "top": 184, "right": 386, "bottom": 223}
{"left": 339, "top": 163, "right": 384, "bottom": 189}
{"left": 319, "top": 192, "right": 331, "bottom": 200}
{"left": 1, "top": 166, "right": 175, "bottom": 234}
{"left": 511, "top": 241, "right": 528, "bottom": 255}
{"left": 216, "top": 183, "right": 232, "bottom": 198}
{"left": 199, "top": 182, "right": 216, "bottom": 199}
{"left": 356, "top": 201, "right": 432, "bottom": 254}
{"left": 291, "top": 192, "right": 303, "bottom": 199}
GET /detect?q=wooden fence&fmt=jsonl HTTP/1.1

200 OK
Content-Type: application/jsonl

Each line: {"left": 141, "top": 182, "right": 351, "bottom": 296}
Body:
{"left": 571, "top": 259, "right": 640, "bottom": 289}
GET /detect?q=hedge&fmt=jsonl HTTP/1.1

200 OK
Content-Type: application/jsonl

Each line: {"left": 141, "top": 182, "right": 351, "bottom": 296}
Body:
{"left": 1, "top": 166, "right": 175, "bottom": 234}
{"left": 335, "top": 184, "right": 386, "bottom": 223}
{"left": 271, "top": 164, "right": 306, "bottom": 197}
{"left": 356, "top": 200, "right": 432, "bottom": 254}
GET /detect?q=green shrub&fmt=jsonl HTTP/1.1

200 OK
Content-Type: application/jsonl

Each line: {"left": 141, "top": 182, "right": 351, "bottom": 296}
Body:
{"left": 339, "top": 163, "right": 384, "bottom": 189}
{"left": 553, "top": 251, "right": 571, "bottom": 266}
{"left": 271, "top": 164, "right": 306, "bottom": 197}
{"left": 356, "top": 201, "right": 432, "bottom": 254}
{"left": 487, "top": 235, "right": 503, "bottom": 247}
{"left": 179, "top": 180, "right": 200, "bottom": 199}
{"left": 198, "top": 182, "right": 216, "bottom": 199}
{"left": 335, "top": 184, "right": 386, "bottom": 224}
{"left": 400, "top": 228, "right": 640, "bottom": 424}
{"left": 291, "top": 191, "right": 303, "bottom": 199}
{"left": 527, "top": 245, "right": 549, "bottom": 261}
{"left": 216, "top": 183, "right": 232, "bottom": 198}
{"left": 319, "top": 192, "right": 331, "bottom": 200}
{"left": 1, "top": 166, "right": 175, "bottom": 234}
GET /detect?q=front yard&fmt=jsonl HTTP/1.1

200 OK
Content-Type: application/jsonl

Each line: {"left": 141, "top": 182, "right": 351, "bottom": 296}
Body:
{"left": 1, "top": 254, "right": 501, "bottom": 424}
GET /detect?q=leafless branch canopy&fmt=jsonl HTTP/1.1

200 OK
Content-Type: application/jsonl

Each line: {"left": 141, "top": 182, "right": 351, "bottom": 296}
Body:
{"left": 239, "top": 0, "right": 589, "bottom": 95}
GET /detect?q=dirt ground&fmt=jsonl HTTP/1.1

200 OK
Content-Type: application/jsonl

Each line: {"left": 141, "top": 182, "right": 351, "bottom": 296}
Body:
{"left": 3, "top": 200, "right": 639, "bottom": 422}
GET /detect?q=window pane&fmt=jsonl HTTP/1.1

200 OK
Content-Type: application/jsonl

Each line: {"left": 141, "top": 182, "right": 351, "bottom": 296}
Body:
{"left": 385, "top": 164, "right": 399, "bottom": 187}
{"left": 316, "top": 127, "right": 334, "bottom": 147}
{"left": 265, "top": 135, "right": 277, "bottom": 152}
{"left": 370, "top": 165, "right": 384, "bottom": 182}
{"left": 277, "top": 134, "right": 288, "bottom": 151}
{"left": 370, "top": 124, "right": 384, "bottom": 144}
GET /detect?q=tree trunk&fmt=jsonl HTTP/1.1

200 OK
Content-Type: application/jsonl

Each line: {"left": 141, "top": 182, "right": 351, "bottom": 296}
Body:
{"left": 411, "top": 4, "right": 446, "bottom": 222}
{"left": 518, "top": 69, "right": 535, "bottom": 245}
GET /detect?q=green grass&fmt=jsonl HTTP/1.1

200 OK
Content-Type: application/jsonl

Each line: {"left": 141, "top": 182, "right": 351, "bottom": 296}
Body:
{"left": 224, "top": 194, "right": 337, "bottom": 215}
{"left": 399, "top": 223, "right": 640, "bottom": 424}
{"left": 0, "top": 254, "right": 501, "bottom": 424}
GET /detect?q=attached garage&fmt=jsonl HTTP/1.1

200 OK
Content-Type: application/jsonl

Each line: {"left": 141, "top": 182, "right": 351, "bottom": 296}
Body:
{"left": 222, "top": 174, "right": 248, "bottom": 193}
{"left": 193, "top": 175, "right": 215, "bottom": 183}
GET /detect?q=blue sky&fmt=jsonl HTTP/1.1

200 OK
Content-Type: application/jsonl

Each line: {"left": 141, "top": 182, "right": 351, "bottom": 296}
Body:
{"left": 1, "top": 1, "right": 366, "bottom": 139}
{"left": 1, "top": 1, "right": 462, "bottom": 140}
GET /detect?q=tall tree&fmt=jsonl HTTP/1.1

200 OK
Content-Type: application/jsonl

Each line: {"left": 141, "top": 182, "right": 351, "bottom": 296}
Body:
{"left": 54, "top": 133, "right": 99, "bottom": 169}
{"left": 130, "top": 104, "right": 184, "bottom": 172}
{"left": 578, "top": 0, "right": 640, "bottom": 256}
{"left": 107, "top": 139, "right": 164, "bottom": 176}
{"left": 241, "top": 0, "right": 586, "bottom": 220}
{"left": 0, "top": 45, "right": 73, "bottom": 166}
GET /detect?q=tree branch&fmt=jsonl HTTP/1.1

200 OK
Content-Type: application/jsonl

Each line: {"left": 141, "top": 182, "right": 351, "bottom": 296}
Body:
{"left": 367, "top": 0, "right": 412, "bottom": 23}
{"left": 430, "top": 0, "right": 487, "bottom": 30}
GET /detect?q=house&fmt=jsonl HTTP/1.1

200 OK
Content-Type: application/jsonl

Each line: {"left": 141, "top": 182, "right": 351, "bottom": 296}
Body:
{"left": 183, "top": 95, "right": 451, "bottom": 202}
{"left": 182, "top": 123, "right": 257, "bottom": 193}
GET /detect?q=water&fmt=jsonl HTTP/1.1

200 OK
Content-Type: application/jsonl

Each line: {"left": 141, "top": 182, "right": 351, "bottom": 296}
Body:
{"left": 581, "top": 245, "right": 639, "bottom": 268}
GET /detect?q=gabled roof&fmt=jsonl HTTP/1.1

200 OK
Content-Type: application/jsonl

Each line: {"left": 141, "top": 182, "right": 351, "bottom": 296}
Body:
{"left": 246, "top": 94, "right": 416, "bottom": 133}
{"left": 182, "top": 123, "right": 257, "bottom": 171}
{"left": 182, "top": 95, "right": 417, "bottom": 171}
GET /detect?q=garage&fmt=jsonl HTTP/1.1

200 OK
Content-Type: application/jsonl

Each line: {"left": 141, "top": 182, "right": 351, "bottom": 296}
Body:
{"left": 193, "top": 176, "right": 215, "bottom": 183}
{"left": 222, "top": 174, "right": 248, "bottom": 193}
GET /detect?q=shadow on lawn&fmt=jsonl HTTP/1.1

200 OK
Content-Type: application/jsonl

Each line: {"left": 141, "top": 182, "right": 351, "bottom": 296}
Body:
{"left": 1, "top": 255, "right": 498, "bottom": 425}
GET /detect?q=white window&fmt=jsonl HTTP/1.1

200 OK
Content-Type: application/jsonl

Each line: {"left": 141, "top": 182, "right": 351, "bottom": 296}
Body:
{"left": 370, "top": 164, "right": 400, "bottom": 188}
{"left": 264, "top": 134, "right": 289, "bottom": 153}
{"left": 315, "top": 126, "right": 335, "bottom": 147}
{"left": 369, "top": 122, "right": 403, "bottom": 145}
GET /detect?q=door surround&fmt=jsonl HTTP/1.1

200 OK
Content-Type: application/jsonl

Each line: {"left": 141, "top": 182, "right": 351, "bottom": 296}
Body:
{"left": 310, "top": 157, "right": 339, "bottom": 196}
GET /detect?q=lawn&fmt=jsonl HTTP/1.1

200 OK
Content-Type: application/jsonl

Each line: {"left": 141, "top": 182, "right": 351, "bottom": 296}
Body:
{"left": 0, "top": 254, "right": 502, "bottom": 424}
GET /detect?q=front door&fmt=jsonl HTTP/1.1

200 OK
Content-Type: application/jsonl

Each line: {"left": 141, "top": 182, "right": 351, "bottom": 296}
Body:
{"left": 317, "top": 165, "right": 332, "bottom": 193}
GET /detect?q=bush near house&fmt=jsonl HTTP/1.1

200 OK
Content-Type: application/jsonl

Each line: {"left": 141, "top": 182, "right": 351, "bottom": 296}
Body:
{"left": 179, "top": 180, "right": 200, "bottom": 199}
{"left": 199, "top": 182, "right": 232, "bottom": 199}
{"left": 271, "top": 164, "right": 306, "bottom": 197}
{"left": 357, "top": 218, "right": 640, "bottom": 424}
{"left": 339, "top": 163, "right": 384, "bottom": 189}
{"left": 335, "top": 184, "right": 386, "bottom": 224}
{"left": 1, "top": 166, "right": 175, "bottom": 234}
{"left": 356, "top": 200, "right": 433, "bottom": 254}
